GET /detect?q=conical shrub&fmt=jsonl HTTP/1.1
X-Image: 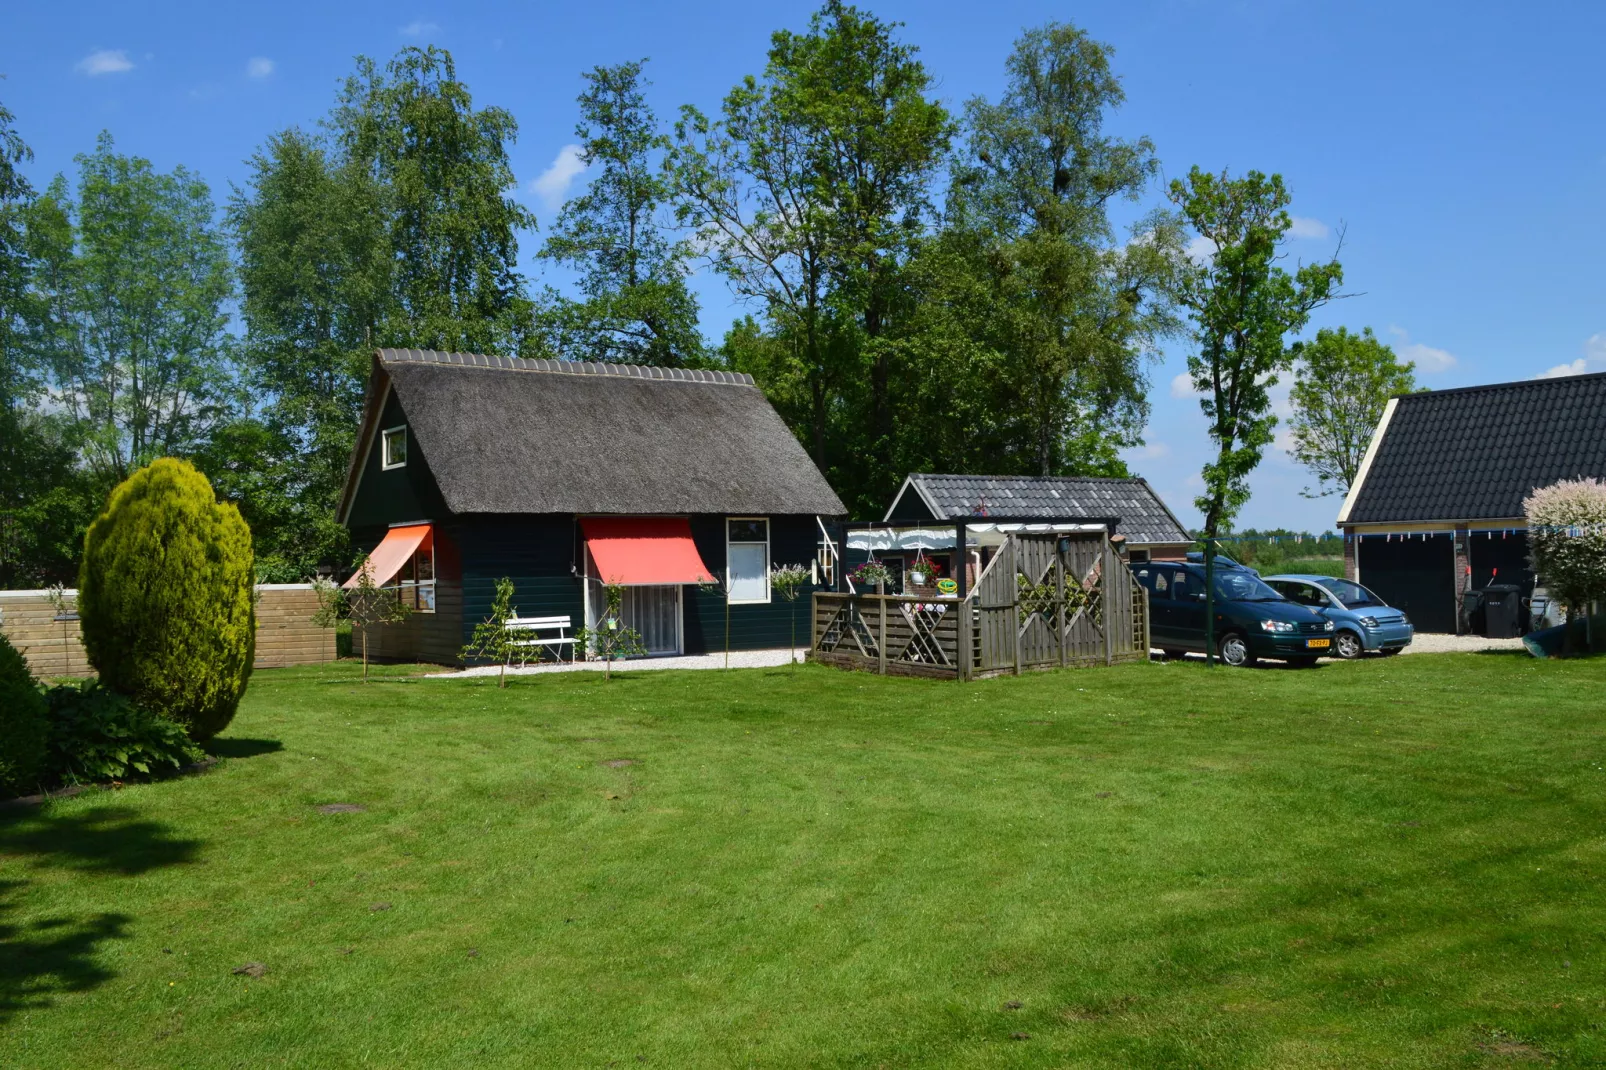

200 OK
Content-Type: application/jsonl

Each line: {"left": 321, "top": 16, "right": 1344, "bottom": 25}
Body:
{"left": 79, "top": 458, "right": 255, "bottom": 741}
{"left": 0, "top": 631, "right": 47, "bottom": 796}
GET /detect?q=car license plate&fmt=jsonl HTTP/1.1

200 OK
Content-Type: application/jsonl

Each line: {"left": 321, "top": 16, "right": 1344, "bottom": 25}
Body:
{"left": 1305, "top": 638, "right": 1330, "bottom": 649}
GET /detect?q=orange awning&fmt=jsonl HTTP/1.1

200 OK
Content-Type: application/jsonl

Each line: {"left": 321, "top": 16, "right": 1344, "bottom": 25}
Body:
{"left": 582, "top": 517, "right": 715, "bottom": 586}
{"left": 345, "top": 524, "right": 432, "bottom": 588}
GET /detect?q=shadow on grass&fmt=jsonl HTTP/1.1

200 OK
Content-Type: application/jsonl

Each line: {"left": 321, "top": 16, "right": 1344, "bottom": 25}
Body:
{"left": 205, "top": 737, "right": 284, "bottom": 759}
{"left": 0, "top": 808, "right": 201, "bottom": 1024}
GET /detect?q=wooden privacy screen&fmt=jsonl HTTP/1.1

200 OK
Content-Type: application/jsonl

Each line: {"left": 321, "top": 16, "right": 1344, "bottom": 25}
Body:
{"left": 810, "top": 532, "right": 1150, "bottom": 680}
{"left": 0, "top": 585, "right": 336, "bottom": 679}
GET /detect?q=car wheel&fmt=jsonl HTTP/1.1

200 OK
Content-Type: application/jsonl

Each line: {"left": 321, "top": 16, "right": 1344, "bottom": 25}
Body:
{"left": 1218, "top": 632, "right": 1254, "bottom": 667}
{"left": 1333, "top": 630, "right": 1365, "bottom": 660}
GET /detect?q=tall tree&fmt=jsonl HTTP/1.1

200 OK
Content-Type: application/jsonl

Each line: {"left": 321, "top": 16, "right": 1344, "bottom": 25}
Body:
{"left": 540, "top": 60, "right": 704, "bottom": 366}
{"left": 1168, "top": 167, "right": 1343, "bottom": 540}
{"left": 1287, "top": 326, "right": 1416, "bottom": 498}
{"left": 229, "top": 46, "right": 540, "bottom": 575}
{"left": 33, "top": 134, "right": 235, "bottom": 488}
{"left": 332, "top": 47, "right": 538, "bottom": 357}
{"left": 672, "top": 2, "right": 950, "bottom": 512}
{"left": 933, "top": 22, "right": 1184, "bottom": 476}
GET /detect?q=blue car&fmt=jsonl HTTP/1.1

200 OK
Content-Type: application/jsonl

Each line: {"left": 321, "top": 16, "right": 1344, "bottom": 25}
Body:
{"left": 1263, "top": 574, "right": 1414, "bottom": 659}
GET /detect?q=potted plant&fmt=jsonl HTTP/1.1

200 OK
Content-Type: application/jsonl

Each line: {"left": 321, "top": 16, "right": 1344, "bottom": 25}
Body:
{"left": 851, "top": 560, "right": 892, "bottom": 593}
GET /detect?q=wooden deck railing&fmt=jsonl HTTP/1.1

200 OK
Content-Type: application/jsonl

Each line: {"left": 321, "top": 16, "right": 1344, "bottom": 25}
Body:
{"left": 809, "top": 533, "right": 1150, "bottom": 681}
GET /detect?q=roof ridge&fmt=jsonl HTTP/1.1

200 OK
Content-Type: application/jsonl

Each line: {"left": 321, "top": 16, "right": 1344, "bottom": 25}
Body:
{"left": 376, "top": 348, "right": 756, "bottom": 387}
{"left": 1394, "top": 368, "right": 1606, "bottom": 401}
{"left": 914, "top": 473, "right": 1145, "bottom": 482}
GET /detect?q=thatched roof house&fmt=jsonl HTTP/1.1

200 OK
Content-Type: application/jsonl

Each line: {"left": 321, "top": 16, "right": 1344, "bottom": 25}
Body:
{"left": 338, "top": 349, "right": 845, "bottom": 664}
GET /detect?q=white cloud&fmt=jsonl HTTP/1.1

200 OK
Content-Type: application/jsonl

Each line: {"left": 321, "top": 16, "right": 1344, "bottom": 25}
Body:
{"left": 1387, "top": 325, "right": 1457, "bottom": 373}
{"left": 246, "top": 57, "right": 274, "bottom": 79}
{"left": 1185, "top": 234, "right": 1215, "bottom": 264}
{"left": 1287, "top": 215, "right": 1328, "bottom": 240}
{"left": 1170, "top": 371, "right": 1203, "bottom": 399}
{"left": 1534, "top": 331, "right": 1606, "bottom": 379}
{"left": 530, "top": 144, "right": 588, "bottom": 211}
{"left": 1537, "top": 359, "right": 1589, "bottom": 379}
{"left": 1132, "top": 442, "right": 1170, "bottom": 460}
{"left": 75, "top": 49, "right": 134, "bottom": 76}
{"left": 399, "top": 19, "right": 440, "bottom": 37}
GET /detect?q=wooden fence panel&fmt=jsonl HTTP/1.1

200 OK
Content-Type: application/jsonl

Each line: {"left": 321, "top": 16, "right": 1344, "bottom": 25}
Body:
{"left": 0, "top": 585, "right": 336, "bottom": 679}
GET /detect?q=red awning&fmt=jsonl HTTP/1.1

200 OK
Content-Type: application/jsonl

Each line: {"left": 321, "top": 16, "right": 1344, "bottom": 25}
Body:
{"left": 582, "top": 517, "right": 715, "bottom": 586}
{"left": 345, "top": 524, "right": 432, "bottom": 588}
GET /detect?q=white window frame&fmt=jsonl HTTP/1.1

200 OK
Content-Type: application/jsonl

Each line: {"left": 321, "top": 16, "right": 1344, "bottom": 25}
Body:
{"left": 726, "top": 517, "right": 771, "bottom": 605}
{"left": 381, "top": 425, "right": 408, "bottom": 470}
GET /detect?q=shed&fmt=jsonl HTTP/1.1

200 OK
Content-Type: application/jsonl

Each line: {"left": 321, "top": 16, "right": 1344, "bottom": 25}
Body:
{"left": 337, "top": 348, "right": 846, "bottom": 664}
{"left": 1337, "top": 370, "right": 1606, "bottom": 632}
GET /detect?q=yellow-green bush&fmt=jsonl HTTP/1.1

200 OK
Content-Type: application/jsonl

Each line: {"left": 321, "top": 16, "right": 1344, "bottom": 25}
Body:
{"left": 0, "top": 631, "right": 47, "bottom": 796}
{"left": 79, "top": 458, "right": 255, "bottom": 741}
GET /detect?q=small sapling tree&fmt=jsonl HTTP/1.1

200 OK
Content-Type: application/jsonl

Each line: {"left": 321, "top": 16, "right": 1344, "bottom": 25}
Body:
{"left": 312, "top": 553, "right": 412, "bottom": 682}
{"left": 460, "top": 577, "right": 523, "bottom": 688}
{"left": 770, "top": 563, "right": 811, "bottom": 665}
{"left": 578, "top": 581, "right": 645, "bottom": 681}
{"left": 1525, "top": 478, "right": 1606, "bottom": 654}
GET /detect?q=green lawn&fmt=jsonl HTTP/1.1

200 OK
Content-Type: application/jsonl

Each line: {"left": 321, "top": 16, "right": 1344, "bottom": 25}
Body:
{"left": 4, "top": 653, "right": 1605, "bottom": 1068}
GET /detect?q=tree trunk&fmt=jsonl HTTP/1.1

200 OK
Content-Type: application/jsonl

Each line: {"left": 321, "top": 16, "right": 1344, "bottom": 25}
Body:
{"left": 362, "top": 629, "right": 369, "bottom": 683}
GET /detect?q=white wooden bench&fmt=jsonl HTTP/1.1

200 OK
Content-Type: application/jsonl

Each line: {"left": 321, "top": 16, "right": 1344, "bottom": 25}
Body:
{"left": 505, "top": 615, "right": 576, "bottom": 666}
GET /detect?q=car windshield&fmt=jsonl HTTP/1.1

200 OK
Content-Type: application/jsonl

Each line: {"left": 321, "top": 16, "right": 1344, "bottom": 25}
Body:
{"left": 1322, "top": 578, "right": 1382, "bottom": 608}
{"left": 1210, "top": 571, "right": 1285, "bottom": 602}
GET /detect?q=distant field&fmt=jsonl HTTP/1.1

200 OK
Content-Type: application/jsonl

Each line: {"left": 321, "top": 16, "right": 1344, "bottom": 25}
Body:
{"left": 5, "top": 653, "right": 1605, "bottom": 1068}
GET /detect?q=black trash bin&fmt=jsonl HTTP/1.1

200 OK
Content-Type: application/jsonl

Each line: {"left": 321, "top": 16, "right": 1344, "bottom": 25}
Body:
{"left": 1459, "top": 588, "right": 1485, "bottom": 636}
{"left": 1481, "top": 584, "right": 1524, "bottom": 638}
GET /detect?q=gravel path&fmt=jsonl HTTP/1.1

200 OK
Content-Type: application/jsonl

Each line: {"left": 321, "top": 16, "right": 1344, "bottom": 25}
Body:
{"left": 432, "top": 647, "right": 808, "bottom": 678}
{"left": 1396, "top": 633, "right": 1527, "bottom": 655}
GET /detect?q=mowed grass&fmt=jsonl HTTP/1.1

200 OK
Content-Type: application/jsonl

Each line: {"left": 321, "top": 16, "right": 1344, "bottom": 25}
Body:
{"left": 4, "top": 653, "right": 1606, "bottom": 1069}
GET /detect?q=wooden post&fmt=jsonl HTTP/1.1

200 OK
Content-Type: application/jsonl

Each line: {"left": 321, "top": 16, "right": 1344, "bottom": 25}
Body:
{"left": 1103, "top": 539, "right": 1114, "bottom": 666}
{"left": 810, "top": 591, "right": 819, "bottom": 654}
{"left": 1055, "top": 542, "right": 1067, "bottom": 668}
{"left": 1008, "top": 542, "right": 1022, "bottom": 676}
{"left": 955, "top": 520, "right": 969, "bottom": 598}
{"left": 877, "top": 592, "right": 888, "bottom": 675}
{"left": 958, "top": 597, "right": 973, "bottom": 682}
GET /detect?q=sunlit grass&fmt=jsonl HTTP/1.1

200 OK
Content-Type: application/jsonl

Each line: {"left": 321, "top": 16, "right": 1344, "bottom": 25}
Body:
{"left": 3, "top": 652, "right": 1604, "bottom": 1068}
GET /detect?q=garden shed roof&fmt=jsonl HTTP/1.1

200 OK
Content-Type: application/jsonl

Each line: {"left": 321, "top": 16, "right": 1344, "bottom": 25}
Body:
{"left": 885, "top": 474, "right": 1191, "bottom": 546}
{"left": 1339, "top": 371, "right": 1606, "bottom": 525}
{"left": 339, "top": 349, "right": 846, "bottom": 519}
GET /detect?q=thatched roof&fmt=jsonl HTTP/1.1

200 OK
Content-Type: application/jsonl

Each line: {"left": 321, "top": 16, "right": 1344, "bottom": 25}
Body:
{"left": 341, "top": 349, "right": 846, "bottom": 518}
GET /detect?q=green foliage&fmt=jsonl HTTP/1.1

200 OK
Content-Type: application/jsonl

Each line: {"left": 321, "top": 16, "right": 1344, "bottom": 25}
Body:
{"left": 1168, "top": 167, "right": 1343, "bottom": 538}
{"left": 576, "top": 582, "right": 645, "bottom": 680}
{"left": 43, "top": 680, "right": 202, "bottom": 784}
{"left": 311, "top": 558, "right": 411, "bottom": 683}
{"left": 331, "top": 46, "right": 539, "bottom": 357}
{"left": 460, "top": 576, "right": 523, "bottom": 687}
{"left": 78, "top": 457, "right": 255, "bottom": 740}
{"left": 1524, "top": 478, "right": 1606, "bottom": 649}
{"left": 29, "top": 134, "right": 235, "bottom": 488}
{"left": 671, "top": 1, "right": 952, "bottom": 514}
{"left": 934, "top": 23, "right": 1184, "bottom": 478}
{"left": 0, "top": 631, "right": 47, "bottom": 796}
{"left": 770, "top": 563, "right": 812, "bottom": 663}
{"left": 1289, "top": 327, "right": 1418, "bottom": 498}
{"left": 539, "top": 60, "right": 704, "bottom": 367}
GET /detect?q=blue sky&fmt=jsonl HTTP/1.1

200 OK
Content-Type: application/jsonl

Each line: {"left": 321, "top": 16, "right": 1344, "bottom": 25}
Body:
{"left": 5, "top": 1, "right": 1604, "bottom": 531}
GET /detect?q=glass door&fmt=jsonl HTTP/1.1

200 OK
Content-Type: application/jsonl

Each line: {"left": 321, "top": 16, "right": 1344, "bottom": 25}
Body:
{"left": 587, "top": 579, "right": 681, "bottom": 657}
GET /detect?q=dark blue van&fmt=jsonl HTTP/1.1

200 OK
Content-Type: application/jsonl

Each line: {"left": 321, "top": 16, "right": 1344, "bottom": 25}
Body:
{"left": 1132, "top": 561, "right": 1336, "bottom": 666}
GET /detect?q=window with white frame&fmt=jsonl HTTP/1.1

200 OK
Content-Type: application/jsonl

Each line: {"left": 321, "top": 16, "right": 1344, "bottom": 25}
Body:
{"left": 726, "top": 518, "right": 770, "bottom": 603}
{"left": 382, "top": 425, "right": 407, "bottom": 469}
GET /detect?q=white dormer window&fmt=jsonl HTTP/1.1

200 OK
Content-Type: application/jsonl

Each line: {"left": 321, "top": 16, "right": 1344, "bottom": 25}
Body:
{"left": 382, "top": 425, "right": 407, "bottom": 470}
